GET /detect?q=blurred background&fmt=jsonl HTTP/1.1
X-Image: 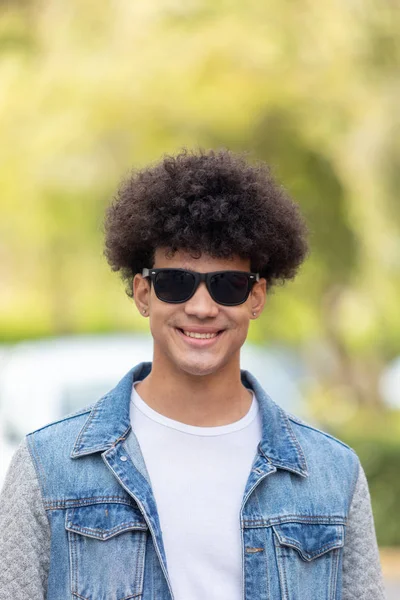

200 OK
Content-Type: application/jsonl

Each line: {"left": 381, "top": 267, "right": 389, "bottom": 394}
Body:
{"left": 0, "top": 0, "right": 399, "bottom": 591}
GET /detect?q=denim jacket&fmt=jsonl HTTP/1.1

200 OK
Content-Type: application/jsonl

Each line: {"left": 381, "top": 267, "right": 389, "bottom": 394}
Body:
{"left": 26, "top": 361, "right": 359, "bottom": 600}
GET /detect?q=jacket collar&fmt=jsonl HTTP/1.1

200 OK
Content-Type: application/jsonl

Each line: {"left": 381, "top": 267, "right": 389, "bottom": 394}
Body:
{"left": 71, "top": 361, "right": 308, "bottom": 477}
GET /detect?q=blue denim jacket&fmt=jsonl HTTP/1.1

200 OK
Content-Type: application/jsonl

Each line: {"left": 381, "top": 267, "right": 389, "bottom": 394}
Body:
{"left": 26, "top": 361, "right": 359, "bottom": 600}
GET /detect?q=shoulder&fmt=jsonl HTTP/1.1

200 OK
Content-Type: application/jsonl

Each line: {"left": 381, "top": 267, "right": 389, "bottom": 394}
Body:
{"left": 23, "top": 403, "right": 99, "bottom": 500}
{"left": 287, "top": 411, "right": 357, "bottom": 455}
{"left": 285, "top": 410, "right": 360, "bottom": 493}
{"left": 27, "top": 403, "right": 94, "bottom": 438}
{"left": 2, "top": 437, "right": 35, "bottom": 487}
{"left": 1, "top": 437, "right": 48, "bottom": 518}
{"left": 26, "top": 403, "right": 95, "bottom": 465}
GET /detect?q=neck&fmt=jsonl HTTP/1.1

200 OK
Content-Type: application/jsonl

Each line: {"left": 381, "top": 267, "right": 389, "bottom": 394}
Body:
{"left": 135, "top": 353, "right": 253, "bottom": 427}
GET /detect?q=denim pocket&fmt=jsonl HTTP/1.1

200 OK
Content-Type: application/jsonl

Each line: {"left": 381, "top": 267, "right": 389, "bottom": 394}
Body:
{"left": 272, "top": 522, "right": 344, "bottom": 600}
{"left": 66, "top": 502, "right": 148, "bottom": 600}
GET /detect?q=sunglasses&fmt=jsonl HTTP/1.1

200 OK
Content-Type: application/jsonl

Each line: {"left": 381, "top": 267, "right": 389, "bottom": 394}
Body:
{"left": 142, "top": 268, "right": 260, "bottom": 306}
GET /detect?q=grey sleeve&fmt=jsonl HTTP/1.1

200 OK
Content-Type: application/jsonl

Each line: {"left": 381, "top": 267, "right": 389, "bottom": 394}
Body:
{"left": 342, "top": 461, "right": 386, "bottom": 600}
{"left": 0, "top": 437, "right": 50, "bottom": 600}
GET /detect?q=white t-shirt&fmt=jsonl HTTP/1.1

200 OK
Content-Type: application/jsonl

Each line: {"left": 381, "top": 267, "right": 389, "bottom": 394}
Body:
{"left": 130, "top": 382, "right": 262, "bottom": 600}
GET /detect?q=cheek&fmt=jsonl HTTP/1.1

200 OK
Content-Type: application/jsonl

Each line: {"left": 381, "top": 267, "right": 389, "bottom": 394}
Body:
{"left": 148, "top": 308, "right": 175, "bottom": 340}
{"left": 228, "top": 308, "right": 251, "bottom": 328}
{"left": 237, "top": 319, "right": 251, "bottom": 340}
{"left": 235, "top": 314, "right": 252, "bottom": 339}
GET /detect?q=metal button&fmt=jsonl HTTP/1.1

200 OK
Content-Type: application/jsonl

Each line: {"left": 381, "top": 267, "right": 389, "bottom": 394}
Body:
{"left": 120, "top": 455, "right": 128, "bottom": 462}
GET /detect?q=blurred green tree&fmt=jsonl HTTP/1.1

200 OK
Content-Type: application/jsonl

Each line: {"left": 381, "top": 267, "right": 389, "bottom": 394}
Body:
{"left": 0, "top": 0, "right": 399, "bottom": 409}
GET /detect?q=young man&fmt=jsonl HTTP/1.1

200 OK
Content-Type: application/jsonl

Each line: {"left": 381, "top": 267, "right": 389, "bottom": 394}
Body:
{"left": 0, "top": 149, "right": 384, "bottom": 599}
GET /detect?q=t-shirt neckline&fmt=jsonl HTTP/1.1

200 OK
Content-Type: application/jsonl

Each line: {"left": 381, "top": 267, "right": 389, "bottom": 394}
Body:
{"left": 130, "top": 381, "right": 258, "bottom": 436}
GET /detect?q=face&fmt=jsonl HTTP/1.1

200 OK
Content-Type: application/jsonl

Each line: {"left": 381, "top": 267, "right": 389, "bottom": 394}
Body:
{"left": 133, "top": 247, "right": 266, "bottom": 378}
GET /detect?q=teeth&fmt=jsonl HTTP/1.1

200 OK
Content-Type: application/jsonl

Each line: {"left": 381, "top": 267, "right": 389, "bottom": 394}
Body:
{"left": 183, "top": 331, "right": 218, "bottom": 339}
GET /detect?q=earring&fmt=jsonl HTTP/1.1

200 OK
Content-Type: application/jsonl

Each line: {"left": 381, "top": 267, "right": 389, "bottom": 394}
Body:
{"left": 252, "top": 312, "right": 257, "bottom": 317}
{"left": 142, "top": 308, "right": 147, "bottom": 314}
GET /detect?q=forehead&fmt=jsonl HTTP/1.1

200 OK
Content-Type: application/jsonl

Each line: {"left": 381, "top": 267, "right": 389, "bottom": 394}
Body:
{"left": 153, "top": 247, "right": 251, "bottom": 272}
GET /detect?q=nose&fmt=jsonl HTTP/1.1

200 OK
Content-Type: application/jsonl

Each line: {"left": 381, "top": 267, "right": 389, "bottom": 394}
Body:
{"left": 183, "top": 281, "right": 219, "bottom": 319}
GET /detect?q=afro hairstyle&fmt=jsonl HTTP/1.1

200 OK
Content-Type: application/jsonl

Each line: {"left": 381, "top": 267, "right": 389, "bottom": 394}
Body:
{"left": 103, "top": 148, "right": 309, "bottom": 298}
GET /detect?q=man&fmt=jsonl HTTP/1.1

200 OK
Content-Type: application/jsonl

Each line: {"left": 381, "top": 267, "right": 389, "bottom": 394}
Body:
{"left": 0, "top": 149, "right": 385, "bottom": 599}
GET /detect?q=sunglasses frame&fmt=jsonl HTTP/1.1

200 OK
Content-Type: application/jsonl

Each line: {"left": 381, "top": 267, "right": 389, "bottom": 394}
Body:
{"left": 142, "top": 268, "right": 260, "bottom": 306}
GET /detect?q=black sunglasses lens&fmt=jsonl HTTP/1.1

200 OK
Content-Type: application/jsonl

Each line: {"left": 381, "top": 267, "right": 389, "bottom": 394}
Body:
{"left": 154, "top": 270, "right": 196, "bottom": 302}
{"left": 209, "top": 272, "right": 250, "bottom": 305}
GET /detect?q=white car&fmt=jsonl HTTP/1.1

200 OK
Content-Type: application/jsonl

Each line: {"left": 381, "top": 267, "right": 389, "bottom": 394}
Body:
{"left": 0, "top": 333, "right": 308, "bottom": 484}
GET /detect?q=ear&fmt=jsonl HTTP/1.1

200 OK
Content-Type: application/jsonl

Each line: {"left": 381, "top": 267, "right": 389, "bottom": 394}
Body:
{"left": 133, "top": 274, "right": 151, "bottom": 315}
{"left": 250, "top": 277, "right": 267, "bottom": 317}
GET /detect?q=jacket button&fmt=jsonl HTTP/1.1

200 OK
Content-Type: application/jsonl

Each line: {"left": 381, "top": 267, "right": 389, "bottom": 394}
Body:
{"left": 120, "top": 455, "right": 128, "bottom": 462}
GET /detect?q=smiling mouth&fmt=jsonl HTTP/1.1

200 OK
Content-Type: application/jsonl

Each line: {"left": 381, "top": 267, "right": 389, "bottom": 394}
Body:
{"left": 175, "top": 328, "right": 224, "bottom": 344}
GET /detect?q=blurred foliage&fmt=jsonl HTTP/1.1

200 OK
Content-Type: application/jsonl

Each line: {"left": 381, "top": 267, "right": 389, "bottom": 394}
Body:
{"left": 355, "top": 439, "right": 400, "bottom": 547}
{"left": 0, "top": 0, "right": 399, "bottom": 409}
{"left": 0, "top": 0, "right": 399, "bottom": 545}
{"left": 325, "top": 409, "right": 400, "bottom": 546}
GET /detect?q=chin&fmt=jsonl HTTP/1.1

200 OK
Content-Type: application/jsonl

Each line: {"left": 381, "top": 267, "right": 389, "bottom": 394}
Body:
{"left": 175, "top": 355, "right": 226, "bottom": 378}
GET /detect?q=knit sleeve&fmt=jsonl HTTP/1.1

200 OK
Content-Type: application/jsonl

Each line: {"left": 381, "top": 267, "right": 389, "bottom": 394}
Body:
{"left": 342, "top": 460, "right": 386, "bottom": 600}
{"left": 0, "top": 437, "right": 50, "bottom": 600}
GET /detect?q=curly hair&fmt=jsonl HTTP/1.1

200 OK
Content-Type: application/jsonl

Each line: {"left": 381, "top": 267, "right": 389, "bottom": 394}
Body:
{"left": 103, "top": 148, "right": 309, "bottom": 298}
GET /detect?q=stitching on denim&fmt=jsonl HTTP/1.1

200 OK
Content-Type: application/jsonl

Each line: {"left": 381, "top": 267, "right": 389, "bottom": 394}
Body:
{"left": 280, "top": 407, "right": 308, "bottom": 473}
{"left": 347, "top": 457, "right": 361, "bottom": 516}
{"left": 26, "top": 435, "right": 48, "bottom": 498}
{"left": 274, "top": 531, "right": 342, "bottom": 600}
{"left": 134, "top": 531, "right": 147, "bottom": 592}
{"left": 329, "top": 548, "right": 340, "bottom": 600}
{"left": 67, "top": 521, "right": 148, "bottom": 537}
{"left": 45, "top": 496, "right": 137, "bottom": 510}
{"left": 272, "top": 523, "right": 344, "bottom": 560}
{"left": 253, "top": 481, "right": 264, "bottom": 518}
{"left": 276, "top": 537, "right": 343, "bottom": 560}
{"left": 73, "top": 591, "right": 141, "bottom": 600}
{"left": 257, "top": 405, "right": 308, "bottom": 476}
{"left": 27, "top": 407, "right": 94, "bottom": 438}
{"left": 133, "top": 531, "right": 140, "bottom": 591}
{"left": 72, "top": 594, "right": 141, "bottom": 600}
{"left": 264, "top": 528, "right": 271, "bottom": 599}
{"left": 64, "top": 405, "right": 95, "bottom": 419}
{"left": 243, "top": 515, "right": 347, "bottom": 527}
{"left": 284, "top": 534, "right": 342, "bottom": 552}
{"left": 113, "top": 425, "right": 131, "bottom": 447}
{"left": 266, "top": 458, "right": 302, "bottom": 474}
{"left": 29, "top": 407, "right": 94, "bottom": 438}
{"left": 275, "top": 546, "right": 289, "bottom": 600}
{"left": 24, "top": 436, "right": 53, "bottom": 531}
{"left": 69, "top": 529, "right": 144, "bottom": 600}
{"left": 289, "top": 417, "right": 357, "bottom": 455}
{"left": 72, "top": 413, "right": 131, "bottom": 457}
{"left": 72, "top": 444, "right": 112, "bottom": 456}
{"left": 70, "top": 532, "right": 81, "bottom": 597}
{"left": 72, "top": 402, "right": 101, "bottom": 453}
{"left": 246, "top": 514, "right": 347, "bottom": 522}
{"left": 241, "top": 515, "right": 246, "bottom": 600}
